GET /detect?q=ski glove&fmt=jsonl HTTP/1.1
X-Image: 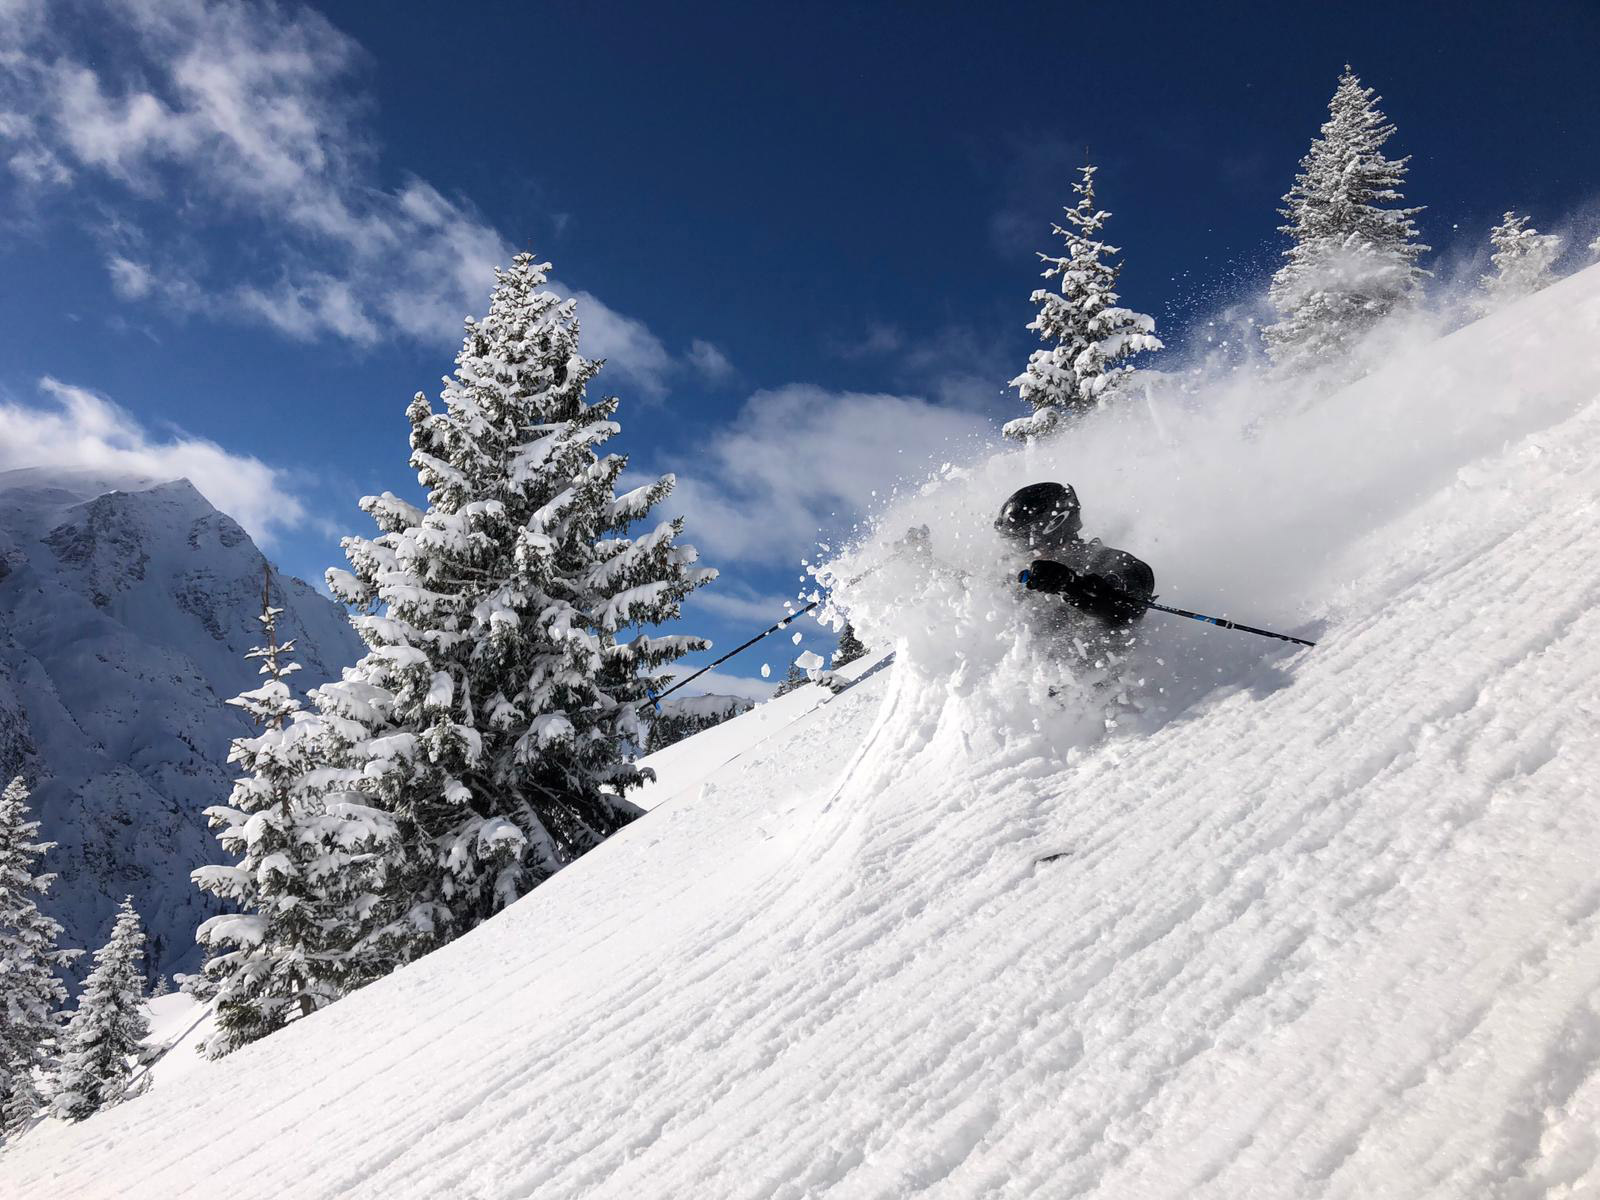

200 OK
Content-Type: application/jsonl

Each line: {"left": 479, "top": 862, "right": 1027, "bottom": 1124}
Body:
{"left": 1020, "top": 559, "right": 1078, "bottom": 594}
{"left": 1023, "top": 560, "right": 1147, "bottom": 624}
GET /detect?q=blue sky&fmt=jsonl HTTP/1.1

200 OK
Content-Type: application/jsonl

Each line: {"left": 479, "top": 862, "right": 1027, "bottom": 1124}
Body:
{"left": 3, "top": 0, "right": 1598, "bottom": 695}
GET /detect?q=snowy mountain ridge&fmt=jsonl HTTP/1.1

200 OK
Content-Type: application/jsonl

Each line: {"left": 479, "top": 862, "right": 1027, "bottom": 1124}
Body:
{"left": 0, "top": 468, "right": 362, "bottom": 986}
{"left": 6, "top": 269, "right": 1600, "bottom": 1196}
{"left": 658, "top": 692, "right": 756, "bottom": 720}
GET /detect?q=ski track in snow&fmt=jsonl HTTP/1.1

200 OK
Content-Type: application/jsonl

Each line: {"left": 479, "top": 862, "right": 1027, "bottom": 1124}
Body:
{"left": 8, "top": 278, "right": 1600, "bottom": 1197}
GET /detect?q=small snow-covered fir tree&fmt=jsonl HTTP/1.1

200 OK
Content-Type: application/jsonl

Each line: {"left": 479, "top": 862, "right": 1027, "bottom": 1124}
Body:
{"left": 1478, "top": 211, "right": 1563, "bottom": 309}
{"left": 320, "top": 253, "right": 715, "bottom": 965}
{"left": 192, "top": 580, "right": 396, "bottom": 1058}
{"left": 1264, "top": 67, "right": 1429, "bottom": 372}
{"left": 1005, "top": 164, "right": 1162, "bottom": 440}
{"left": 772, "top": 660, "right": 810, "bottom": 697}
{"left": 1590, "top": 231, "right": 1600, "bottom": 260}
{"left": 51, "top": 897, "right": 150, "bottom": 1121}
{"left": 0, "top": 777, "right": 79, "bottom": 1136}
{"left": 833, "top": 622, "right": 867, "bottom": 670}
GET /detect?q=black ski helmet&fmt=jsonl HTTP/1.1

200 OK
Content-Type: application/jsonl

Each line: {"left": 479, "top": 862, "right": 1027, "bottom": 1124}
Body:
{"left": 995, "top": 481, "right": 1082, "bottom": 543}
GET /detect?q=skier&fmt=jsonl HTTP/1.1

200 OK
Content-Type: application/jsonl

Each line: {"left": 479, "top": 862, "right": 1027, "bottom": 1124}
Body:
{"left": 995, "top": 482, "right": 1155, "bottom": 631}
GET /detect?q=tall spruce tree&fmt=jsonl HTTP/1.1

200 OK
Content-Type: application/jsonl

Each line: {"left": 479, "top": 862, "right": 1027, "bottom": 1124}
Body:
{"left": 0, "top": 777, "right": 78, "bottom": 1136}
{"left": 1478, "top": 211, "right": 1563, "bottom": 310}
{"left": 1264, "top": 67, "right": 1429, "bottom": 372}
{"left": 321, "top": 253, "right": 715, "bottom": 966}
{"left": 52, "top": 897, "right": 150, "bottom": 1121}
{"left": 1004, "top": 164, "right": 1162, "bottom": 441}
{"left": 192, "top": 577, "right": 396, "bottom": 1058}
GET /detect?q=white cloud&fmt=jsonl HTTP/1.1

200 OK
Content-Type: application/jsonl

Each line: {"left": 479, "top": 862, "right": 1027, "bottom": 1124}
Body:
{"left": 105, "top": 254, "right": 154, "bottom": 299}
{"left": 687, "top": 338, "right": 736, "bottom": 383}
{"left": 0, "top": 377, "right": 306, "bottom": 543}
{"left": 239, "top": 273, "right": 382, "bottom": 346}
{"left": 0, "top": 0, "right": 679, "bottom": 394}
{"left": 685, "top": 581, "right": 795, "bottom": 625}
{"left": 569, "top": 289, "right": 674, "bottom": 398}
{"left": 668, "top": 384, "right": 995, "bottom": 566}
{"left": 829, "top": 322, "right": 904, "bottom": 360}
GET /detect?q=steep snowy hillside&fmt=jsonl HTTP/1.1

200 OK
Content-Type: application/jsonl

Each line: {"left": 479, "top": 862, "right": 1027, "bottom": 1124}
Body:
{"left": 0, "top": 469, "right": 362, "bottom": 984}
{"left": 6, "top": 270, "right": 1600, "bottom": 1198}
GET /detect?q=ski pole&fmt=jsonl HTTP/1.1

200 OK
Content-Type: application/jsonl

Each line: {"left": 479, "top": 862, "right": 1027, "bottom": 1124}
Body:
{"left": 641, "top": 598, "right": 823, "bottom": 714}
{"left": 1141, "top": 598, "right": 1316, "bottom": 647}
{"left": 1018, "top": 569, "right": 1315, "bottom": 648}
{"left": 641, "top": 559, "right": 894, "bottom": 715}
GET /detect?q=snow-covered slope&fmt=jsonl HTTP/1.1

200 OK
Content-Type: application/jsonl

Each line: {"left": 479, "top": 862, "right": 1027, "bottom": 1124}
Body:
{"left": 7, "top": 271, "right": 1600, "bottom": 1197}
{"left": 633, "top": 655, "right": 891, "bottom": 813}
{"left": 0, "top": 469, "right": 361, "bottom": 984}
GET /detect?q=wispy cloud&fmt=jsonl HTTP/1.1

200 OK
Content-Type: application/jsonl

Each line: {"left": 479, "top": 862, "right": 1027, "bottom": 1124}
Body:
{"left": 987, "top": 133, "right": 1089, "bottom": 257}
{"left": 685, "top": 580, "right": 793, "bottom": 625}
{"left": 827, "top": 322, "right": 905, "bottom": 360}
{"left": 687, "top": 338, "right": 736, "bottom": 384}
{"left": 569, "top": 289, "right": 674, "bottom": 399}
{"left": 0, "top": 0, "right": 685, "bottom": 395}
{"left": 0, "top": 376, "right": 307, "bottom": 543}
{"left": 829, "top": 318, "right": 1019, "bottom": 412}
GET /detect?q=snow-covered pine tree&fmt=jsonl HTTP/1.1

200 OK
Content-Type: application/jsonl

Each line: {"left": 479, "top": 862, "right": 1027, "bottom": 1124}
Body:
{"left": 192, "top": 580, "right": 397, "bottom": 1058}
{"left": 1478, "top": 211, "right": 1563, "bottom": 309}
{"left": 1590, "top": 232, "right": 1600, "bottom": 260}
{"left": 320, "top": 253, "right": 715, "bottom": 965}
{"left": 1004, "top": 164, "right": 1162, "bottom": 440}
{"left": 1263, "top": 66, "right": 1429, "bottom": 372}
{"left": 833, "top": 622, "right": 867, "bottom": 670}
{"left": 51, "top": 897, "right": 150, "bottom": 1121}
{"left": 0, "top": 777, "right": 78, "bottom": 1136}
{"left": 773, "top": 660, "right": 810, "bottom": 697}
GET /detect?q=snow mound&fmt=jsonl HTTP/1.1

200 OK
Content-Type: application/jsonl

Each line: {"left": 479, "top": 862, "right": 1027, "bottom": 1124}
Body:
{"left": 7, "top": 269, "right": 1600, "bottom": 1197}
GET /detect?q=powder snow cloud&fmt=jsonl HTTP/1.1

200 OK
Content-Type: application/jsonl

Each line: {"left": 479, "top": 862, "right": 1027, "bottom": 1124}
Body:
{"left": 0, "top": 376, "right": 308, "bottom": 544}
{"left": 0, "top": 0, "right": 687, "bottom": 396}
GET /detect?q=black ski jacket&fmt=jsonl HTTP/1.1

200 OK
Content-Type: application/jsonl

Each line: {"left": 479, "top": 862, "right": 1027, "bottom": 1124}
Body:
{"left": 1024, "top": 537, "right": 1156, "bottom": 627}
